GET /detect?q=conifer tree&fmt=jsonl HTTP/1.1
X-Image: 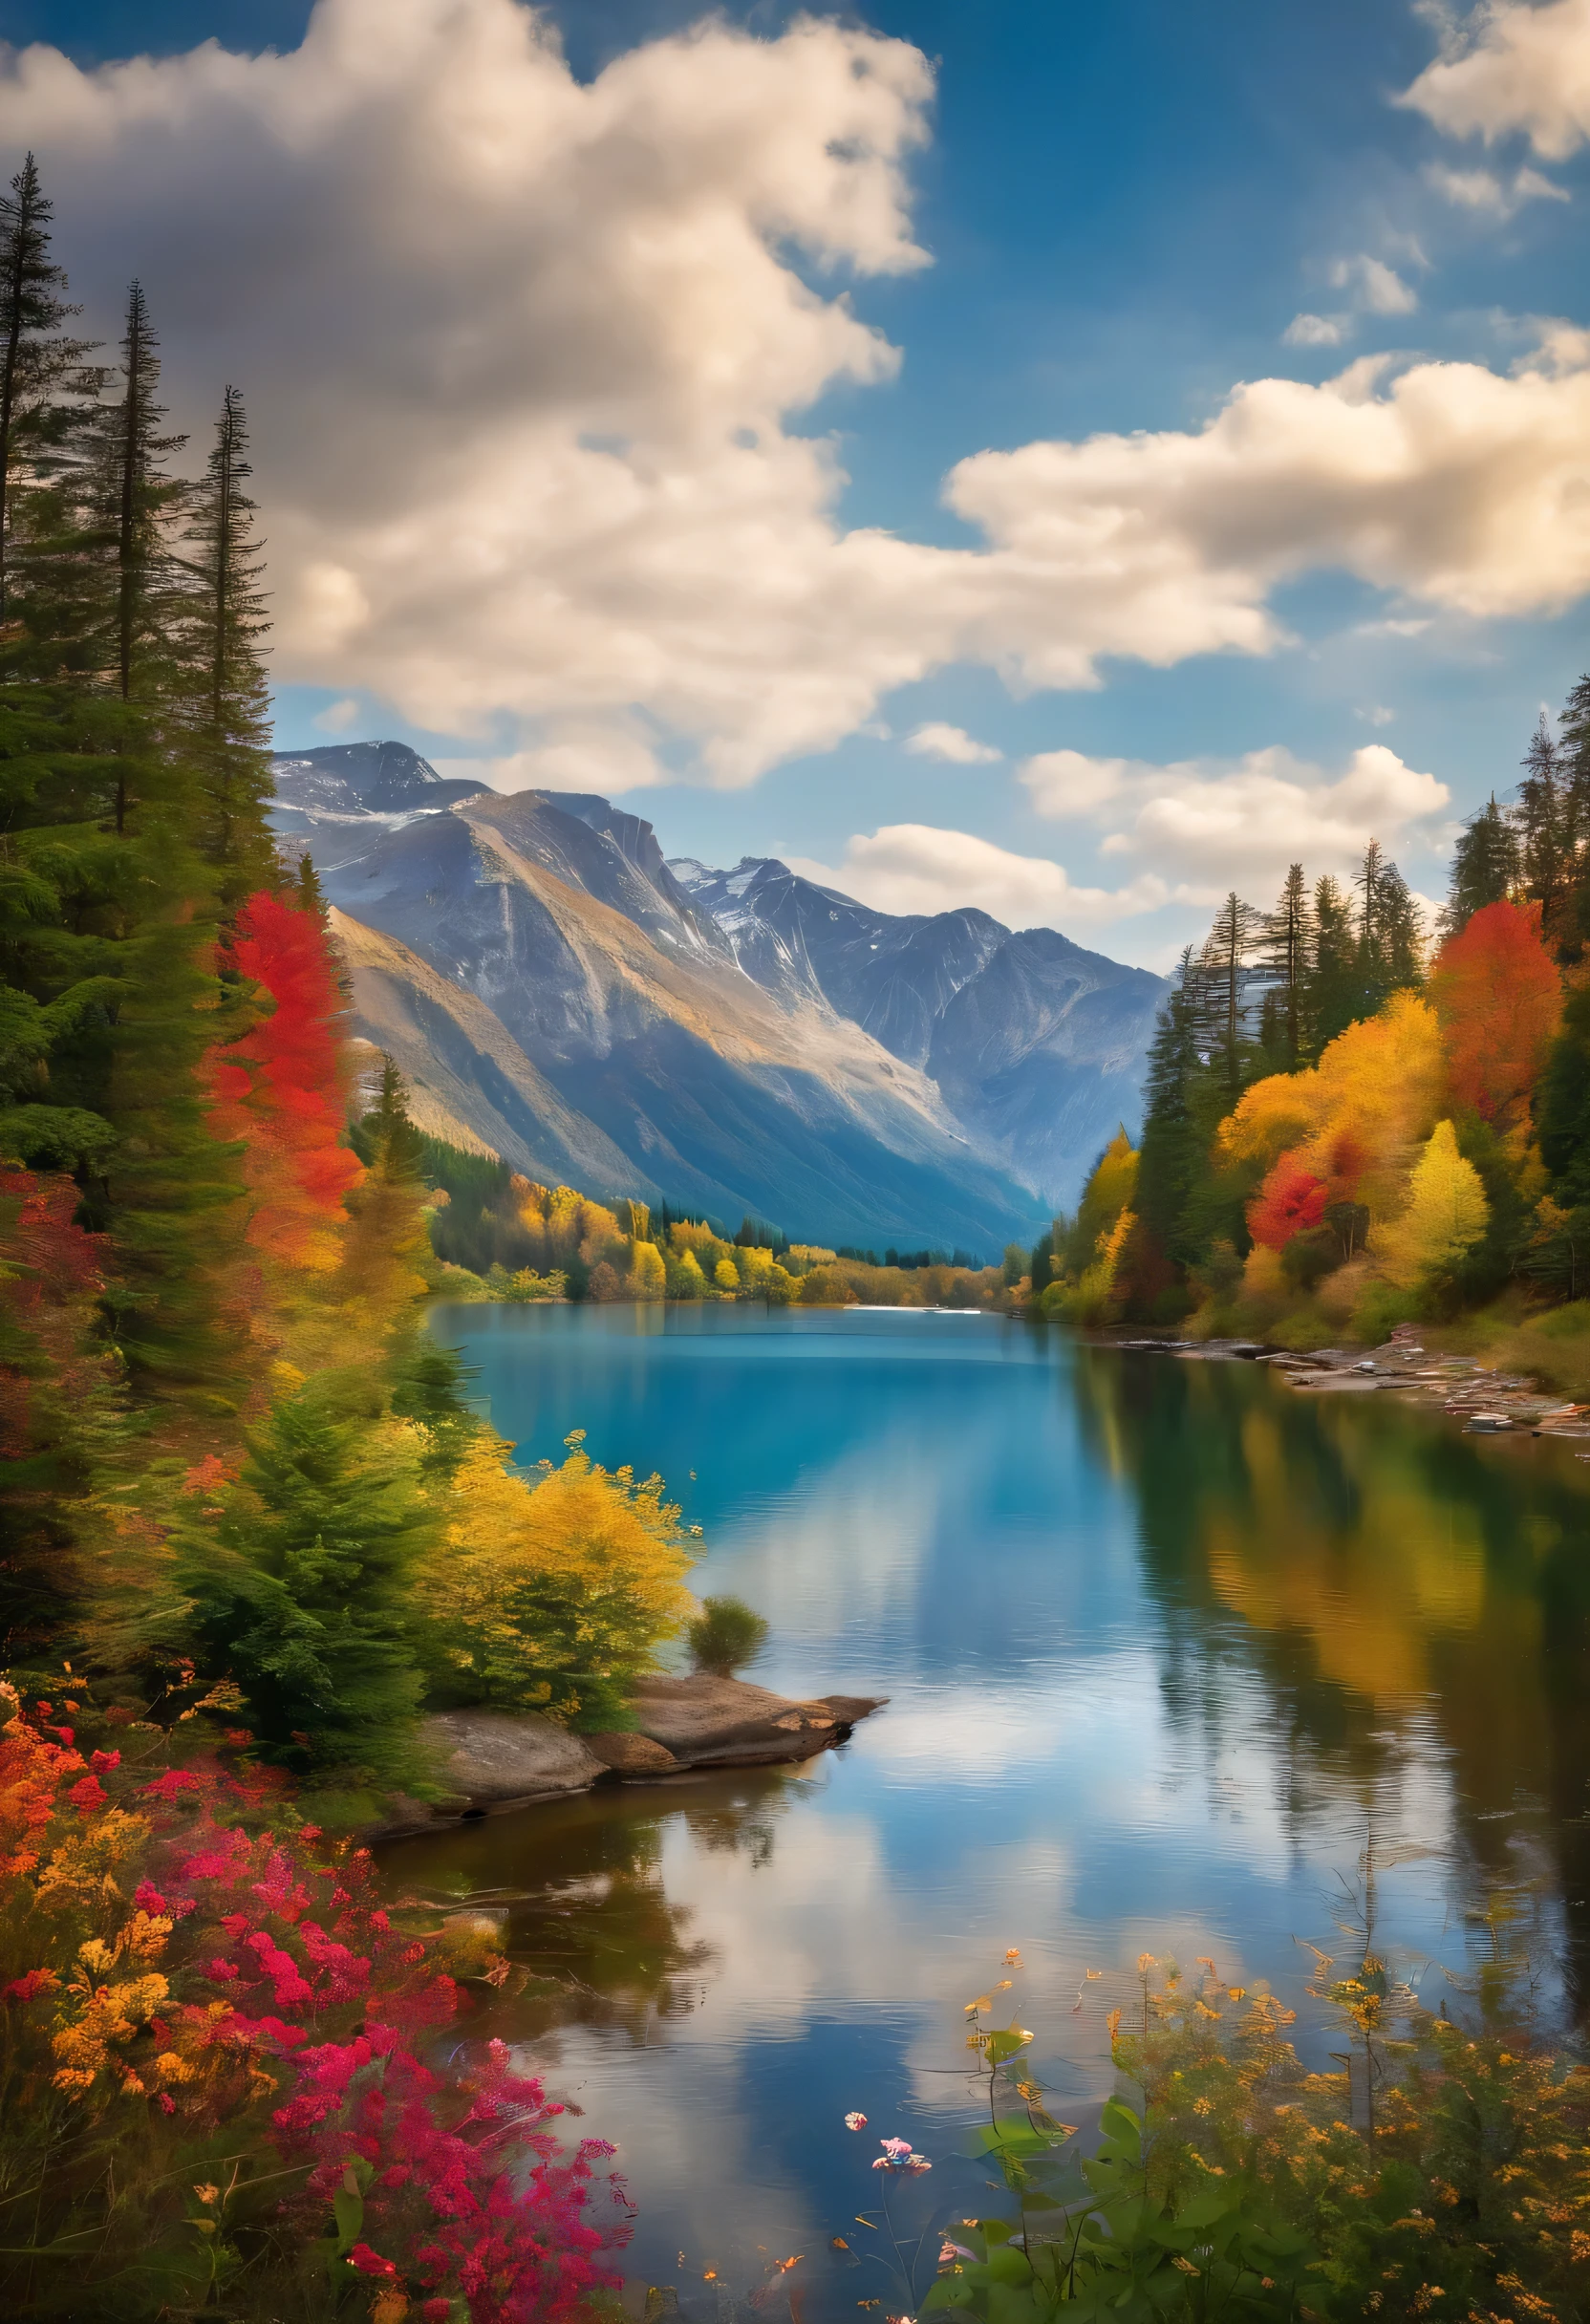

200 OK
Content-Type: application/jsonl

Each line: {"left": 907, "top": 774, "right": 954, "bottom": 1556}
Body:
{"left": 179, "top": 1379, "right": 430, "bottom": 1787}
{"left": 1197, "top": 892, "right": 1261, "bottom": 1094}
{"left": 1517, "top": 715, "right": 1574, "bottom": 948}
{"left": 1134, "top": 949, "right": 1207, "bottom": 1276}
{"left": 1309, "top": 873, "right": 1360, "bottom": 1045}
{"left": 183, "top": 384, "right": 274, "bottom": 899}
{"left": 0, "top": 155, "right": 94, "bottom": 625}
{"left": 1443, "top": 798, "right": 1518, "bottom": 934}
{"left": 1257, "top": 863, "right": 1312, "bottom": 1070}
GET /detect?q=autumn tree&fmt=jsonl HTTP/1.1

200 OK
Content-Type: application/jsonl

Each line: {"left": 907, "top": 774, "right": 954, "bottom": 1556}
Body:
{"left": 1429, "top": 899, "right": 1561, "bottom": 1133}
{"left": 1378, "top": 1120, "right": 1489, "bottom": 1298}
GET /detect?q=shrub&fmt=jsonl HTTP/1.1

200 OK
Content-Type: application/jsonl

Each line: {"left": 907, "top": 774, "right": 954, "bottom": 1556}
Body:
{"left": 685, "top": 1595, "right": 769, "bottom": 1678}
{"left": 413, "top": 1430, "right": 698, "bottom": 1728}
{"left": 0, "top": 1679, "right": 626, "bottom": 2319}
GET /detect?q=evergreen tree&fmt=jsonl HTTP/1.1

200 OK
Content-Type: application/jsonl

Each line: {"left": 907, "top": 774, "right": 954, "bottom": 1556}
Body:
{"left": 1257, "top": 863, "right": 1313, "bottom": 1070}
{"left": 180, "top": 1380, "right": 430, "bottom": 1787}
{"left": 1197, "top": 892, "right": 1262, "bottom": 1094}
{"left": 1516, "top": 714, "right": 1573, "bottom": 948}
{"left": 1353, "top": 841, "right": 1423, "bottom": 1015}
{"left": 0, "top": 155, "right": 95, "bottom": 625}
{"left": 1555, "top": 672, "right": 1590, "bottom": 958}
{"left": 183, "top": 384, "right": 274, "bottom": 899}
{"left": 1443, "top": 797, "right": 1518, "bottom": 934}
{"left": 1309, "top": 873, "right": 1361, "bottom": 1046}
{"left": 1134, "top": 950, "right": 1207, "bottom": 1277}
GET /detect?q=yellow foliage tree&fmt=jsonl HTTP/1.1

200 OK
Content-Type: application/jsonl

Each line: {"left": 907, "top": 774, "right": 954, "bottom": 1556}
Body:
{"left": 412, "top": 1430, "right": 698, "bottom": 1726}
{"left": 624, "top": 1240, "right": 666, "bottom": 1301}
{"left": 1218, "top": 993, "right": 1446, "bottom": 1228}
{"left": 1377, "top": 1120, "right": 1490, "bottom": 1292}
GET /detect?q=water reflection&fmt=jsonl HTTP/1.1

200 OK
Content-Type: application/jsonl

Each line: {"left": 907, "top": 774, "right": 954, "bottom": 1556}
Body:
{"left": 1072, "top": 1348, "right": 1590, "bottom": 2007}
{"left": 389, "top": 1306, "right": 1590, "bottom": 2307}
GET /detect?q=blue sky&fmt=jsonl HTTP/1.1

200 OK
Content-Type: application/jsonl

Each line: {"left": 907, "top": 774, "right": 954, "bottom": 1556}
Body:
{"left": 9, "top": 0, "right": 1590, "bottom": 962}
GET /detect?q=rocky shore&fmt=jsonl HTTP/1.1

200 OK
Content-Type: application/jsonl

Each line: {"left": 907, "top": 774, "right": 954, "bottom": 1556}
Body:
{"left": 1114, "top": 1324, "right": 1590, "bottom": 1439}
{"left": 375, "top": 1674, "right": 887, "bottom": 1839}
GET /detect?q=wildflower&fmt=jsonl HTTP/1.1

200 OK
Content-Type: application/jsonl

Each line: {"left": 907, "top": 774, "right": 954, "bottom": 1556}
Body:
{"left": 193, "top": 2184, "right": 220, "bottom": 2206}
{"left": 348, "top": 2242, "right": 399, "bottom": 2278}
{"left": 1004, "top": 1948, "right": 1021, "bottom": 1964}
{"left": 845, "top": 2111, "right": 868, "bottom": 2130}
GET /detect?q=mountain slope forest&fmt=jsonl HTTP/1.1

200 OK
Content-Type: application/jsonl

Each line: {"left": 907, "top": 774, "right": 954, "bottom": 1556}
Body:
{"left": 1033, "top": 733, "right": 1590, "bottom": 1382}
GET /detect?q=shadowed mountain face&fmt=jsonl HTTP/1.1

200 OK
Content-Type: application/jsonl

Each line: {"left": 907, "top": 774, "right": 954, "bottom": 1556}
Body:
{"left": 672, "top": 856, "right": 1167, "bottom": 1203}
{"left": 270, "top": 745, "right": 1165, "bottom": 1235}
{"left": 273, "top": 747, "right": 1046, "bottom": 1251}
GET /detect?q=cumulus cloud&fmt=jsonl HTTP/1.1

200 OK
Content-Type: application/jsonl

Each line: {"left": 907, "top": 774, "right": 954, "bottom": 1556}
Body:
{"left": 1401, "top": 0, "right": 1590, "bottom": 159}
{"left": 786, "top": 827, "right": 1166, "bottom": 932}
{"left": 903, "top": 721, "right": 1001, "bottom": 764}
{"left": 1020, "top": 742, "right": 1450, "bottom": 899}
{"left": 312, "top": 696, "right": 362, "bottom": 734}
{"left": 11, "top": 0, "right": 1590, "bottom": 787}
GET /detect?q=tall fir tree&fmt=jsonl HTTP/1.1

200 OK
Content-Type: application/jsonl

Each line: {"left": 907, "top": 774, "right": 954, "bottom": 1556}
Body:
{"left": 1517, "top": 714, "right": 1574, "bottom": 950}
{"left": 1134, "top": 949, "right": 1208, "bottom": 1279}
{"left": 1197, "top": 891, "right": 1261, "bottom": 1094}
{"left": 1308, "top": 873, "right": 1361, "bottom": 1047}
{"left": 0, "top": 154, "right": 95, "bottom": 626}
{"left": 1443, "top": 797, "right": 1519, "bottom": 934}
{"left": 183, "top": 384, "right": 274, "bottom": 901}
{"left": 1257, "top": 862, "right": 1313, "bottom": 1070}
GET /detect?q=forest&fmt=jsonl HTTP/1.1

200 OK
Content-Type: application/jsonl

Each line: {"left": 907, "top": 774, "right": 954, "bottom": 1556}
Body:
{"left": 1029, "top": 711, "right": 1590, "bottom": 1388}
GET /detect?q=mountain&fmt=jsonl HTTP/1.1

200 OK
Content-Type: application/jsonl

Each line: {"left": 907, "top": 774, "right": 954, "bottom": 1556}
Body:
{"left": 273, "top": 745, "right": 1047, "bottom": 1251}
{"left": 270, "top": 742, "right": 1167, "bottom": 1242}
{"left": 670, "top": 856, "right": 1167, "bottom": 1201}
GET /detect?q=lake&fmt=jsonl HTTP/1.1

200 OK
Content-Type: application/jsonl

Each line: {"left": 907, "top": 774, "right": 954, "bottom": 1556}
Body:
{"left": 387, "top": 1302, "right": 1590, "bottom": 2313}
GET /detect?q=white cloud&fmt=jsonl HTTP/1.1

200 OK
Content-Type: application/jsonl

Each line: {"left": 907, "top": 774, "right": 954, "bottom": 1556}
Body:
{"left": 1329, "top": 254, "right": 1419, "bottom": 315}
{"left": 312, "top": 695, "right": 362, "bottom": 733}
{"left": 1401, "top": 0, "right": 1590, "bottom": 159}
{"left": 786, "top": 827, "right": 1167, "bottom": 932}
{"left": 902, "top": 721, "right": 1001, "bottom": 764}
{"left": 1426, "top": 160, "right": 1570, "bottom": 214}
{"left": 1283, "top": 312, "right": 1351, "bottom": 347}
{"left": 1020, "top": 742, "right": 1450, "bottom": 899}
{"left": 12, "top": 0, "right": 1590, "bottom": 790}
{"left": 1357, "top": 703, "right": 1397, "bottom": 725}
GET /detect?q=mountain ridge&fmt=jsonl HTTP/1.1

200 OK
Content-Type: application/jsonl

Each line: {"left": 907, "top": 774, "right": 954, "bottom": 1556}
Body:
{"left": 271, "top": 742, "right": 1166, "bottom": 1238}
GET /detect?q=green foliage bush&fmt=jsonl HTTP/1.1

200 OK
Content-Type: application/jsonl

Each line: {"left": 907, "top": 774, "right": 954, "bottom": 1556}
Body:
{"left": 685, "top": 1593, "right": 770, "bottom": 1677}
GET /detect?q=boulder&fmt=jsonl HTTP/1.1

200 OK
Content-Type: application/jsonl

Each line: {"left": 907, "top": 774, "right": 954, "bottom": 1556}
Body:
{"left": 585, "top": 1731, "right": 680, "bottom": 1775}
{"left": 629, "top": 1674, "right": 887, "bottom": 1769}
{"left": 421, "top": 1710, "right": 607, "bottom": 1812}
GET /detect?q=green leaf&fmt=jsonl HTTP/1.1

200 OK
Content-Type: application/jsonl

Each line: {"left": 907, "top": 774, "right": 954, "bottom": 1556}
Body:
{"left": 331, "top": 2187, "right": 363, "bottom": 2255}
{"left": 982, "top": 2030, "right": 1033, "bottom": 2065}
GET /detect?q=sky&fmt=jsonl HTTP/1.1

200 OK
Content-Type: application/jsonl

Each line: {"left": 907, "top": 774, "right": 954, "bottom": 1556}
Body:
{"left": 6, "top": 0, "right": 1590, "bottom": 966}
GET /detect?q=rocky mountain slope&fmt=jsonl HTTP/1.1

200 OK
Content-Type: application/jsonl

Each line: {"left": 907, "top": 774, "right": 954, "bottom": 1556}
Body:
{"left": 671, "top": 856, "right": 1167, "bottom": 1199}
{"left": 272, "top": 742, "right": 1166, "bottom": 1242}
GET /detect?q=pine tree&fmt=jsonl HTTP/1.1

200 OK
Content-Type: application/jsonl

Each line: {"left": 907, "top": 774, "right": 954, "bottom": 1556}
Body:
{"left": 1196, "top": 892, "right": 1261, "bottom": 1094}
{"left": 1443, "top": 797, "right": 1519, "bottom": 935}
{"left": 0, "top": 154, "right": 94, "bottom": 625}
{"left": 180, "top": 1379, "right": 431, "bottom": 1787}
{"left": 1354, "top": 841, "right": 1423, "bottom": 1013}
{"left": 1555, "top": 672, "right": 1590, "bottom": 959}
{"left": 1309, "top": 873, "right": 1361, "bottom": 1046}
{"left": 1517, "top": 714, "right": 1573, "bottom": 948}
{"left": 1257, "top": 863, "right": 1313, "bottom": 1070}
{"left": 1134, "top": 949, "right": 1207, "bottom": 1276}
{"left": 183, "top": 385, "right": 274, "bottom": 900}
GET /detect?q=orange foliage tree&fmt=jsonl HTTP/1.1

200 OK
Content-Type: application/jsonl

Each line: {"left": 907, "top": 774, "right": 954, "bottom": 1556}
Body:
{"left": 1429, "top": 898, "right": 1561, "bottom": 1131}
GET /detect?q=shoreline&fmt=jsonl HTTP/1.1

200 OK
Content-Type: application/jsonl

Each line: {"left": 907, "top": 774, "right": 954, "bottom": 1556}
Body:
{"left": 1089, "top": 1326, "right": 1590, "bottom": 1441}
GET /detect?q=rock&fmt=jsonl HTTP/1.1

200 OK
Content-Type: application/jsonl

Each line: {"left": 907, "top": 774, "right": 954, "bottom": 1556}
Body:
{"left": 629, "top": 1674, "right": 887, "bottom": 1769}
{"left": 584, "top": 1731, "right": 680, "bottom": 1775}
{"left": 421, "top": 1710, "right": 608, "bottom": 1811}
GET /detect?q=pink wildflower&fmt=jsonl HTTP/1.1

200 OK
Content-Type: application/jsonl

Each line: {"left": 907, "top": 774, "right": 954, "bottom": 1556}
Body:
{"left": 845, "top": 2111, "right": 867, "bottom": 2130}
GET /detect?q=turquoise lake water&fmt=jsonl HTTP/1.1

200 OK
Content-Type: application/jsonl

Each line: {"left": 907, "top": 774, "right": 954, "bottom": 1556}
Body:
{"left": 388, "top": 1302, "right": 1590, "bottom": 2313}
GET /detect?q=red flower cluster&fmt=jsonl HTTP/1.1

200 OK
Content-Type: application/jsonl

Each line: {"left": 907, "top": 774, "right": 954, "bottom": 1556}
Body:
{"left": 0, "top": 1693, "right": 627, "bottom": 2318}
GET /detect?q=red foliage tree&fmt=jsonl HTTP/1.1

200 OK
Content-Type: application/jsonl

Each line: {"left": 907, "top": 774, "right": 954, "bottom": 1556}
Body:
{"left": 204, "top": 893, "right": 364, "bottom": 1272}
{"left": 1429, "top": 899, "right": 1562, "bottom": 1130}
{"left": 1247, "top": 1151, "right": 1329, "bottom": 1250}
